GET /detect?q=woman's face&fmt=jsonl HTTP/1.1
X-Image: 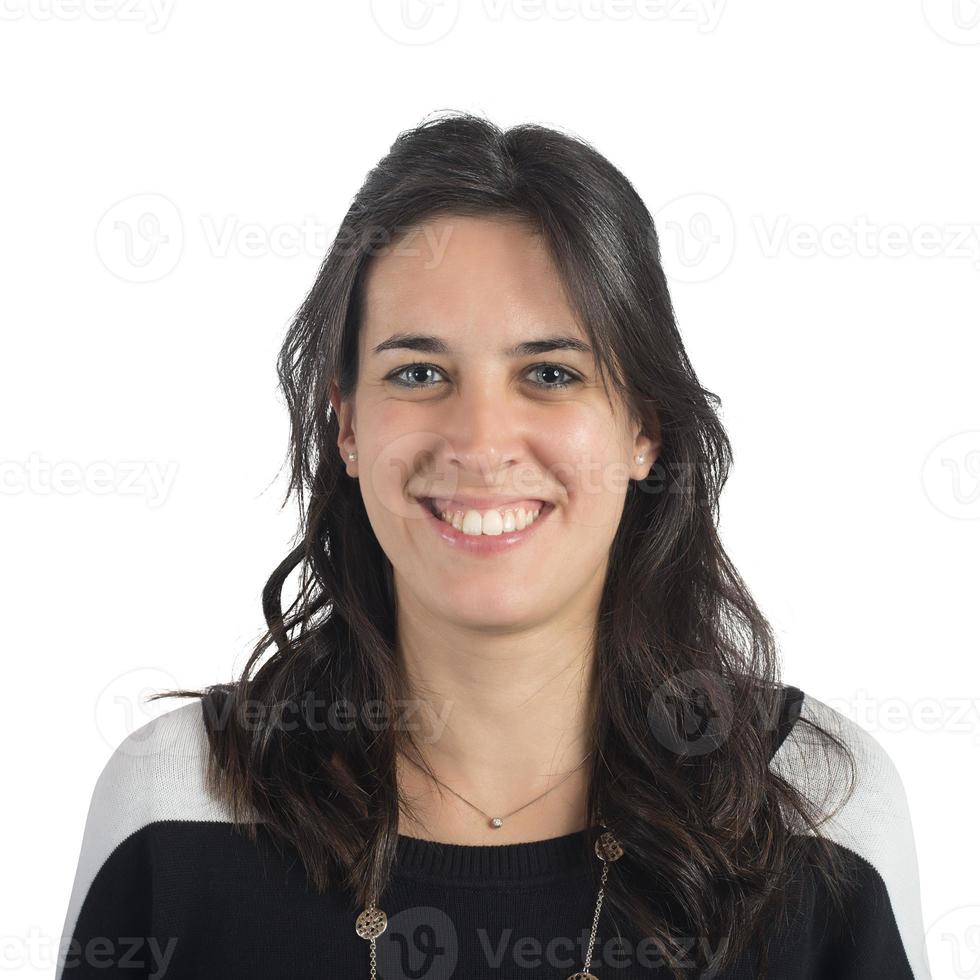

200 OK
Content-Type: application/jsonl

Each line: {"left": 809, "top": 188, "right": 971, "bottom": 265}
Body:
{"left": 331, "top": 214, "right": 657, "bottom": 632}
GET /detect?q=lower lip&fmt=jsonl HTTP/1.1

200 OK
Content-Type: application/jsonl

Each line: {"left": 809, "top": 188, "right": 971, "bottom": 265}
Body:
{"left": 417, "top": 499, "right": 555, "bottom": 556}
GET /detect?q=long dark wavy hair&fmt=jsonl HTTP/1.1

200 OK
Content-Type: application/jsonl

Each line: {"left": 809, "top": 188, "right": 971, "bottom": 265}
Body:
{"left": 155, "top": 110, "right": 860, "bottom": 978}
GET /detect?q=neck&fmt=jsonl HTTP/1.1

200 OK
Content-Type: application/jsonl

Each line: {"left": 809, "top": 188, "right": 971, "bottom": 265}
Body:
{"left": 393, "top": 602, "right": 598, "bottom": 845}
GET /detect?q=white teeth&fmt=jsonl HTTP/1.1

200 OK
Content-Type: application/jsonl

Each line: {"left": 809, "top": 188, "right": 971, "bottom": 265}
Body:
{"left": 435, "top": 504, "right": 543, "bottom": 535}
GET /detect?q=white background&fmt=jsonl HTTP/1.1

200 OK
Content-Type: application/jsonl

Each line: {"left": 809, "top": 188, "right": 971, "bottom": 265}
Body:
{"left": 2, "top": 2, "right": 977, "bottom": 977}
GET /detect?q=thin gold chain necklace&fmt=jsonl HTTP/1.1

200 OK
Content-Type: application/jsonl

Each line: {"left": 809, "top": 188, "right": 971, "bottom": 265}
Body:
{"left": 354, "top": 752, "right": 624, "bottom": 980}
{"left": 398, "top": 748, "right": 593, "bottom": 829}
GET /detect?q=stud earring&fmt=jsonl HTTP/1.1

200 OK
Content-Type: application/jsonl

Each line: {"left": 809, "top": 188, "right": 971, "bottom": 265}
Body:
{"left": 348, "top": 451, "right": 357, "bottom": 461}
{"left": 635, "top": 454, "right": 645, "bottom": 464}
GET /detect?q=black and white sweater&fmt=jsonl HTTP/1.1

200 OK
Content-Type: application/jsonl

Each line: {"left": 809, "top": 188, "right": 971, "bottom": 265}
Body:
{"left": 55, "top": 685, "right": 932, "bottom": 978}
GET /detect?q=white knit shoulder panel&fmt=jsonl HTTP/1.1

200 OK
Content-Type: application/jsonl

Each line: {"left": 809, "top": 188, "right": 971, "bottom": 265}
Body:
{"left": 771, "top": 692, "right": 932, "bottom": 980}
{"left": 56, "top": 699, "right": 239, "bottom": 979}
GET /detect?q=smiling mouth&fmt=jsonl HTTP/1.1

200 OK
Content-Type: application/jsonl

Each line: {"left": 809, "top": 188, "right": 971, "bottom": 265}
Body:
{"left": 419, "top": 497, "right": 553, "bottom": 536}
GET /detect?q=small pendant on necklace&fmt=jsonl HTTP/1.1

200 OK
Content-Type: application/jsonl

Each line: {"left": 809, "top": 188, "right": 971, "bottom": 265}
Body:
{"left": 489, "top": 817, "right": 503, "bottom": 829}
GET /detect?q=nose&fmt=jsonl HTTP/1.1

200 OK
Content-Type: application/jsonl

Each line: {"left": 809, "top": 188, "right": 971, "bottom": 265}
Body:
{"left": 436, "top": 379, "right": 525, "bottom": 483}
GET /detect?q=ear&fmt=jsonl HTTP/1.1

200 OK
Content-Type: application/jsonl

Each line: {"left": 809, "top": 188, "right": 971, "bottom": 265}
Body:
{"left": 632, "top": 413, "right": 662, "bottom": 478}
{"left": 330, "top": 381, "right": 357, "bottom": 472}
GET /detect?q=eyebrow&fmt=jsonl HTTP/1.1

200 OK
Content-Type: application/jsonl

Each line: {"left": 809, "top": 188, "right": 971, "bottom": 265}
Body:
{"left": 371, "top": 332, "right": 593, "bottom": 358}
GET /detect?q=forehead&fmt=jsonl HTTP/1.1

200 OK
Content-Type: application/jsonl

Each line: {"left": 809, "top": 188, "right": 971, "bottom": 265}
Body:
{"left": 359, "top": 214, "right": 585, "bottom": 349}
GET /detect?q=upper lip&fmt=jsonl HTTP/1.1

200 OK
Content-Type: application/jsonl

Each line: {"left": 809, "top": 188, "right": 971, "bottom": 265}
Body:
{"left": 415, "top": 494, "right": 551, "bottom": 512}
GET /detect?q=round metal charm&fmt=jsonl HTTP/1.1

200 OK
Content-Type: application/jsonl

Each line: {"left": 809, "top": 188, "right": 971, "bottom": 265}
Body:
{"left": 355, "top": 906, "right": 388, "bottom": 941}
{"left": 594, "top": 829, "right": 624, "bottom": 862}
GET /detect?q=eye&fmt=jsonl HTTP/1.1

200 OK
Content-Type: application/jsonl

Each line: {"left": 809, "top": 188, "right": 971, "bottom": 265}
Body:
{"left": 385, "top": 362, "right": 582, "bottom": 391}
{"left": 526, "top": 363, "right": 580, "bottom": 390}
{"left": 387, "top": 362, "right": 446, "bottom": 388}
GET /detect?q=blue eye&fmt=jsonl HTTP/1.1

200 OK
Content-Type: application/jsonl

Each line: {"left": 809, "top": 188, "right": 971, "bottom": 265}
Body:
{"left": 386, "top": 362, "right": 581, "bottom": 391}
{"left": 526, "top": 363, "right": 578, "bottom": 390}
{"left": 388, "top": 363, "right": 444, "bottom": 388}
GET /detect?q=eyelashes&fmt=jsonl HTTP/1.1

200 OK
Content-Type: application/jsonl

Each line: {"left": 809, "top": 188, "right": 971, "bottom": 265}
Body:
{"left": 386, "top": 361, "right": 582, "bottom": 391}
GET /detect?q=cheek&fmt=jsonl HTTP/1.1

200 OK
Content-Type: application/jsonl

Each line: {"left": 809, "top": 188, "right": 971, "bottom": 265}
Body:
{"left": 549, "top": 418, "right": 632, "bottom": 514}
{"left": 353, "top": 404, "right": 431, "bottom": 506}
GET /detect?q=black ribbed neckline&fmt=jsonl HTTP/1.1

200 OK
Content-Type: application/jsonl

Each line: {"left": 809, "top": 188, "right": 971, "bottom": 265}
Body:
{"left": 393, "top": 828, "right": 593, "bottom": 882}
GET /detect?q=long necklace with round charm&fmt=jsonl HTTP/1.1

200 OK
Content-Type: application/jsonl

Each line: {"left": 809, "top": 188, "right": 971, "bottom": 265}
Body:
{"left": 354, "top": 750, "right": 624, "bottom": 980}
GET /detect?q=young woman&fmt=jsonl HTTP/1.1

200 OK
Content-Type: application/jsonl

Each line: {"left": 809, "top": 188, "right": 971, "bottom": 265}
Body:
{"left": 57, "top": 112, "right": 931, "bottom": 979}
